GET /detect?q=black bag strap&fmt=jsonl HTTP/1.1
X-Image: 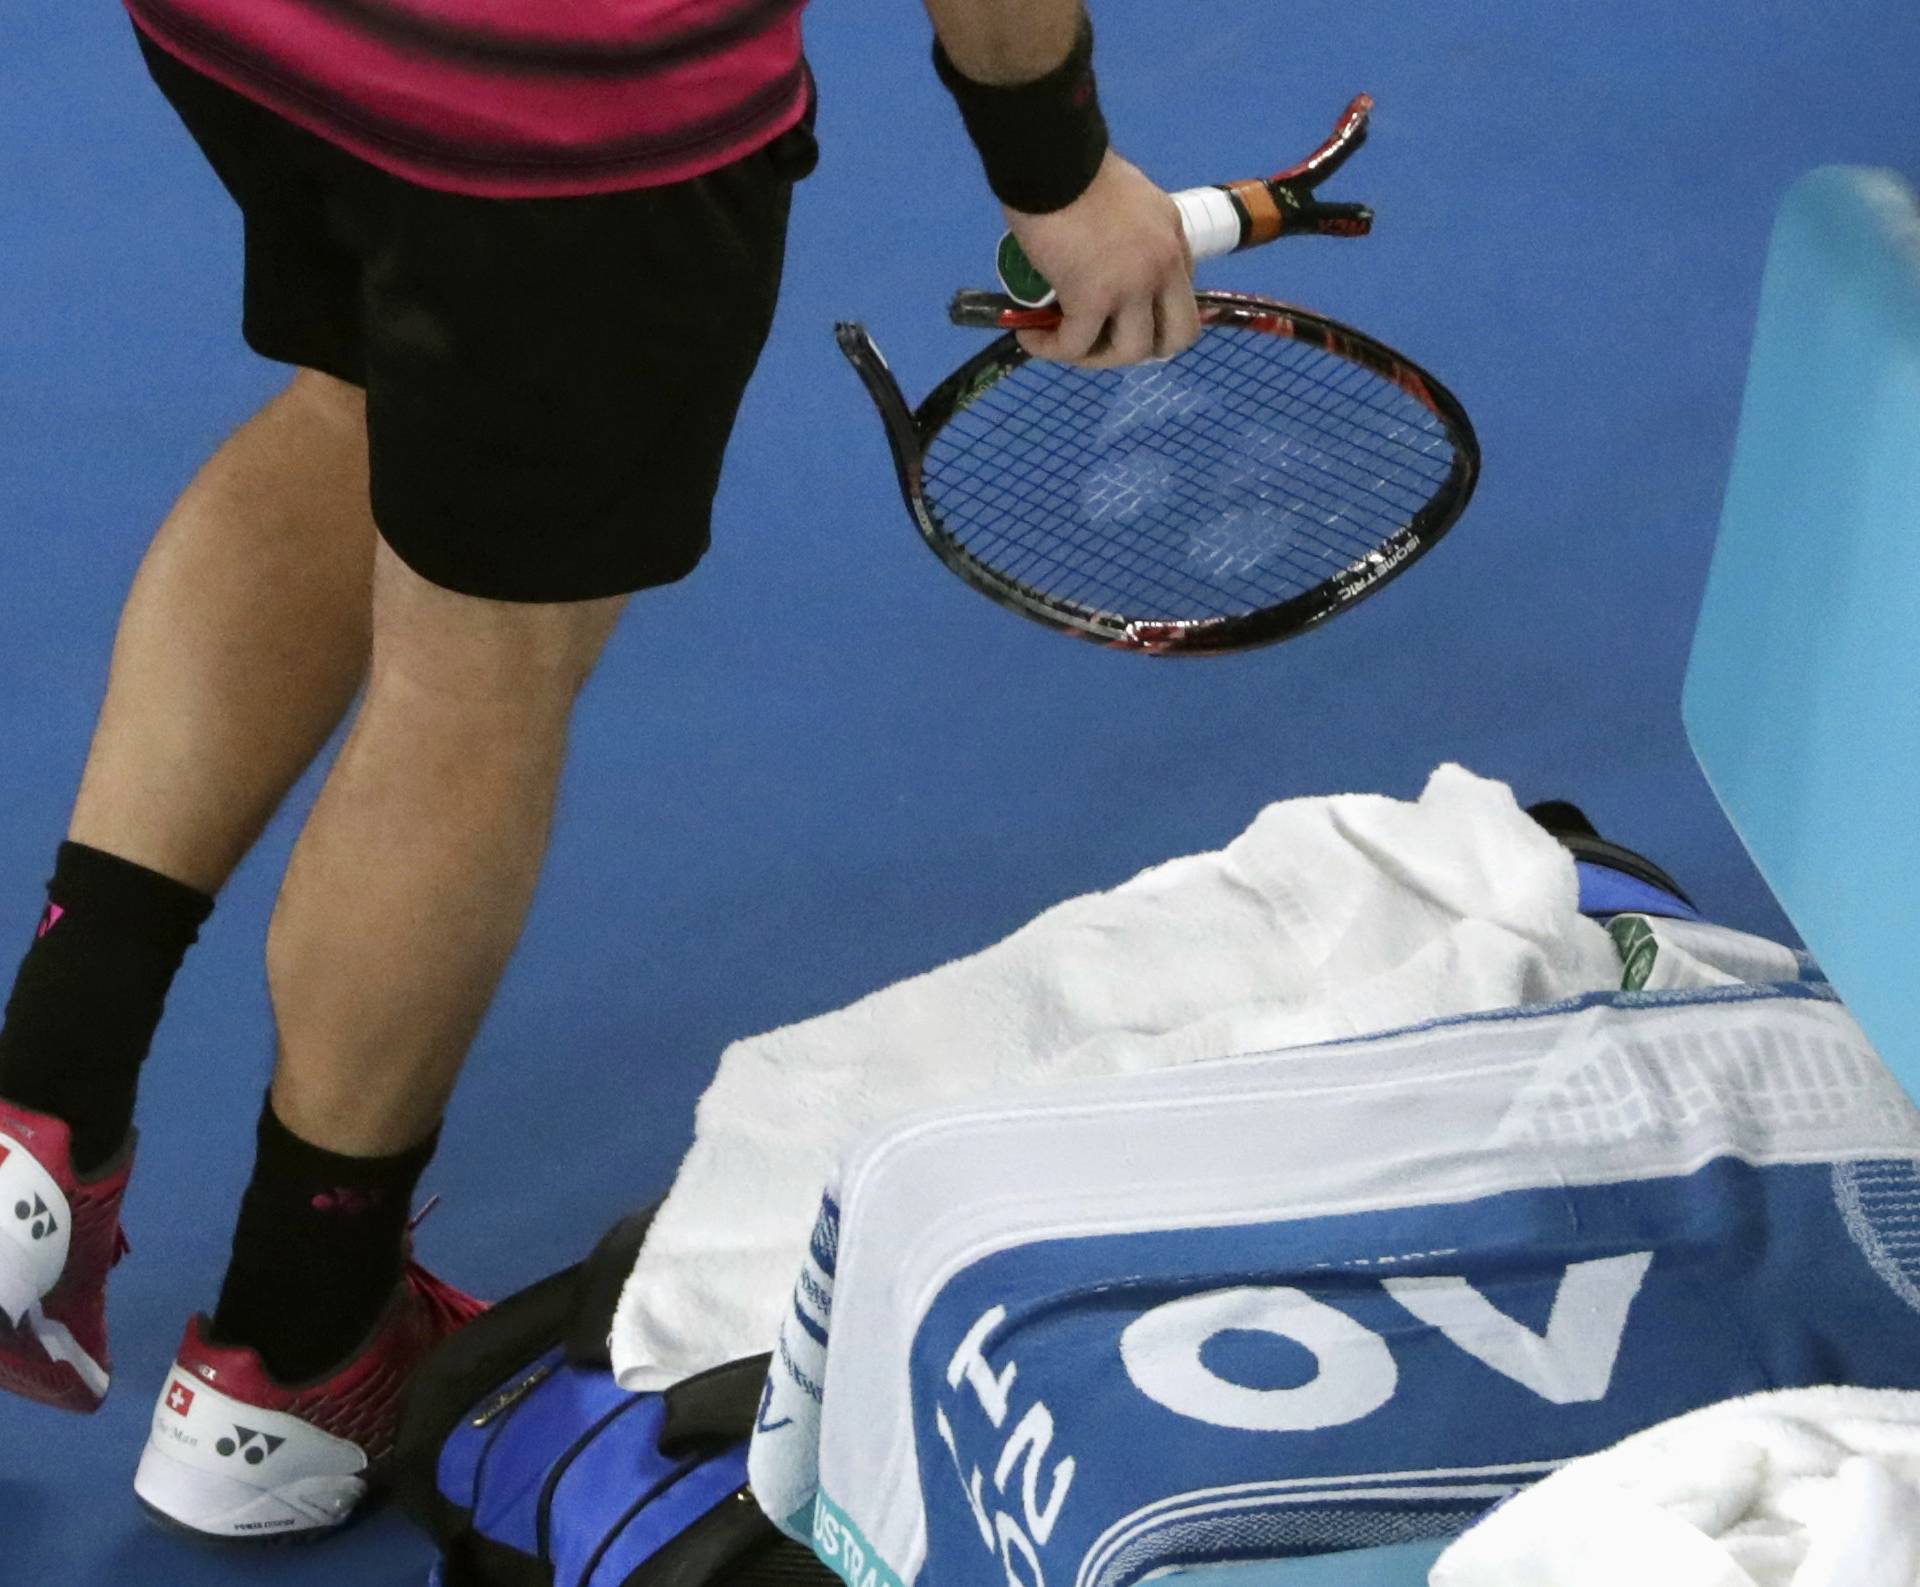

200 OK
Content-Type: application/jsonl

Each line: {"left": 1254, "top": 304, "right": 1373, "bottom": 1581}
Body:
{"left": 566, "top": 1205, "right": 661, "bottom": 1368}
{"left": 658, "top": 1354, "right": 775, "bottom": 1457}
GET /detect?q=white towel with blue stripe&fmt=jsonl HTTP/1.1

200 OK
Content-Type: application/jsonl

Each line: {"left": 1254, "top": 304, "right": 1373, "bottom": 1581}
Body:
{"left": 612, "top": 765, "right": 1630, "bottom": 1393}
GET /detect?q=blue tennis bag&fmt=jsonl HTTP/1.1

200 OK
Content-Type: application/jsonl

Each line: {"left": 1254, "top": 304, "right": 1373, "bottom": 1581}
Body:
{"left": 396, "top": 1208, "right": 835, "bottom": 1587}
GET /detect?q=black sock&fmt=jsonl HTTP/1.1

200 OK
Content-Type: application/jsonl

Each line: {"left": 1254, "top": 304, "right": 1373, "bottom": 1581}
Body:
{"left": 210, "top": 1097, "right": 440, "bottom": 1383}
{"left": 0, "top": 842, "right": 214, "bottom": 1174}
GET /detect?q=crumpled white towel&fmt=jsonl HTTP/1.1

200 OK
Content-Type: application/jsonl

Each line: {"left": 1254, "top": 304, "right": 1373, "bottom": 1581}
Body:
{"left": 1431, "top": 1387, "right": 1920, "bottom": 1587}
{"left": 613, "top": 764, "right": 1627, "bottom": 1390}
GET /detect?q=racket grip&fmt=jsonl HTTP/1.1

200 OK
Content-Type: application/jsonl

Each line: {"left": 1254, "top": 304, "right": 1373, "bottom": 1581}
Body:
{"left": 995, "top": 185, "right": 1244, "bottom": 309}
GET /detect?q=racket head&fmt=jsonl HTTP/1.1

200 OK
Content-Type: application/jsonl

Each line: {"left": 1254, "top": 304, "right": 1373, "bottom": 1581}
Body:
{"left": 837, "top": 291, "right": 1479, "bottom": 655}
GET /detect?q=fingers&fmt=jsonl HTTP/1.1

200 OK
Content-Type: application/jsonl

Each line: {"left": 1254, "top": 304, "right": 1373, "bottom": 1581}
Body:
{"left": 1050, "top": 295, "right": 1112, "bottom": 364}
{"left": 1015, "top": 328, "right": 1055, "bottom": 360}
{"left": 1153, "top": 278, "right": 1203, "bottom": 362}
{"left": 1071, "top": 298, "right": 1157, "bottom": 371}
{"left": 1035, "top": 226, "right": 1195, "bottom": 370}
{"left": 1019, "top": 289, "right": 1202, "bottom": 369}
{"left": 1016, "top": 297, "right": 1116, "bottom": 365}
{"left": 1015, "top": 322, "right": 1082, "bottom": 362}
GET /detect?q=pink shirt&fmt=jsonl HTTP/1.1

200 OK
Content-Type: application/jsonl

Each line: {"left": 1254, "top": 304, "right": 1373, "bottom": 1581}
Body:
{"left": 127, "top": 0, "right": 810, "bottom": 197}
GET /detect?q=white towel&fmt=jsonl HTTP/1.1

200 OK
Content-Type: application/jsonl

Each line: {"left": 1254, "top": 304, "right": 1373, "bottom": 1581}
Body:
{"left": 1430, "top": 1387, "right": 1920, "bottom": 1587}
{"left": 612, "top": 764, "right": 1628, "bottom": 1391}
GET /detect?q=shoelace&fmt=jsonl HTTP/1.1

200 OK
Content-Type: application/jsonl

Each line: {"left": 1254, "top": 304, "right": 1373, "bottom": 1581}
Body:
{"left": 401, "top": 1196, "right": 486, "bottom": 1332}
{"left": 407, "top": 1194, "right": 443, "bottom": 1236}
{"left": 405, "top": 1261, "right": 486, "bottom": 1328}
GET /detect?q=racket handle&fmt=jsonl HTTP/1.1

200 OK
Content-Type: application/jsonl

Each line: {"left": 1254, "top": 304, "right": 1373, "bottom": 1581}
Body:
{"left": 996, "top": 186, "right": 1245, "bottom": 309}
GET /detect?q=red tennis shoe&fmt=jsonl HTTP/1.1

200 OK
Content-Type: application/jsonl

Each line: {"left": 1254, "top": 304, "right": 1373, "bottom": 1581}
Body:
{"left": 0, "top": 1097, "right": 133, "bottom": 1413}
{"left": 134, "top": 1260, "right": 486, "bottom": 1540}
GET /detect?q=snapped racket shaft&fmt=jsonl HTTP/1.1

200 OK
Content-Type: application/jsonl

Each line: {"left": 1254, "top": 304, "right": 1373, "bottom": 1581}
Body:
{"left": 837, "top": 290, "right": 1479, "bottom": 655}
{"left": 996, "top": 93, "right": 1375, "bottom": 308}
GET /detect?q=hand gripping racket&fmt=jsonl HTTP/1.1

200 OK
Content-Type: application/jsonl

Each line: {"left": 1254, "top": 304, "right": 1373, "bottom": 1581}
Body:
{"left": 837, "top": 289, "right": 1479, "bottom": 654}
{"left": 996, "top": 94, "right": 1376, "bottom": 308}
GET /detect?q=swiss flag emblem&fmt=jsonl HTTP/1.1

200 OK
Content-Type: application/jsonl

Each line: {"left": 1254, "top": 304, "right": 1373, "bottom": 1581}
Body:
{"left": 165, "top": 1381, "right": 195, "bottom": 1417}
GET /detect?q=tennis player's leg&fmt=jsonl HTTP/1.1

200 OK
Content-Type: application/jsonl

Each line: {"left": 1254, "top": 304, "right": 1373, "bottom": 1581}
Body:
{"left": 6, "top": 368, "right": 373, "bottom": 1149}
{"left": 0, "top": 370, "right": 378, "bottom": 1413}
{"left": 260, "top": 547, "right": 624, "bottom": 1158}
{"left": 76, "top": 29, "right": 813, "bottom": 1533}
{"left": 128, "top": 532, "right": 627, "bottom": 1536}
{"left": 198, "top": 186, "right": 799, "bottom": 1397}
{"left": 0, "top": 26, "right": 387, "bottom": 1255}
{"left": 177, "top": 543, "right": 622, "bottom": 1395}
{"left": 70, "top": 372, "right": 376, "bottom": 895}
{"left": 132, "top": 72, "right": 811, "bottom": 1545}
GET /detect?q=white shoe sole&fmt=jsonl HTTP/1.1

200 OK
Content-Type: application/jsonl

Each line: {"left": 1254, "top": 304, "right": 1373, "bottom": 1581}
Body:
{"left": 133, "top": 1439, "right": 368, "bottom": 1541}
{"left": 134, "top": 1365, "right": 370, "bottom": 1541}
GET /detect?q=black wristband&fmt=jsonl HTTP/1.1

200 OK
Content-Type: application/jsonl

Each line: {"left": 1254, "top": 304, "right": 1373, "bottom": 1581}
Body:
{"left": 933, "top": 14, "right": 1109, "bottom": 215}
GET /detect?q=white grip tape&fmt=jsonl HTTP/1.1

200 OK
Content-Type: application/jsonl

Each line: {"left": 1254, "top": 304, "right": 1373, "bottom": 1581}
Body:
{"left": 1173, "top": 185, "right": 1245, "bottom": 263}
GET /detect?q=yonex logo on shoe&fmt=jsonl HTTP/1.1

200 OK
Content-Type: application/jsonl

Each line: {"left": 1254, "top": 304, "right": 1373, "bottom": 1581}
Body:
{"left": 13, "top": 1195, "right": 57, "bottom": 1241}
{"left": 165, "top": 1382, "right": 196, "bottom": 1417}
{"left": 215, "top": 1427, "right": 286, "bottom": 1466}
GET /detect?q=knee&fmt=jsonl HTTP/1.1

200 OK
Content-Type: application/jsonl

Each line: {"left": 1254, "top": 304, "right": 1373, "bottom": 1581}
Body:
{"left": 366, "top": 540, "right": 627, "bottom": 714}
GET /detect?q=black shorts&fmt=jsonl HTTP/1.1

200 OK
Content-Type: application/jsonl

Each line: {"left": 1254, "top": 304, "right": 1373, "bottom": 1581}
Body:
{"left": 137, "top": 30, "right": 816, "bottom": 602}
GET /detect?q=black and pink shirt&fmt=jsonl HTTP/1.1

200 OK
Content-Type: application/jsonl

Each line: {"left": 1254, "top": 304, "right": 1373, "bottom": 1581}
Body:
{"left": 126, "top": 0, "right": 811, "bottom": 197}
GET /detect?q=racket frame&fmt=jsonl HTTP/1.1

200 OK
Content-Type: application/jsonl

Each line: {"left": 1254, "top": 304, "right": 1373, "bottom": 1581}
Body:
{"left": 837, "top": 289, "right": 1481, "bottom": 655}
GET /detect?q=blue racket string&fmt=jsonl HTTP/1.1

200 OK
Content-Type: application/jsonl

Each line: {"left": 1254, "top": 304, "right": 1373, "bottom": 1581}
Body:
{"left": 922, "top": 325, "right": 1457, "bottom": 622}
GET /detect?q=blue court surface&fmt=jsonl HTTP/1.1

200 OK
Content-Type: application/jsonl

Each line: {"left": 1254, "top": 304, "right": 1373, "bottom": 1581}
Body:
{"left": 4, "top": 2, "right": 1920, "bottom": 1583}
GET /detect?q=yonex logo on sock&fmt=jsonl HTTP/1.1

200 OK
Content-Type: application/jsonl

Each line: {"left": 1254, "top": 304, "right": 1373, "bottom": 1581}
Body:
{"left": 215, "top": 1426, "right": 286, "bottom": 1466}
{"left": 311, "top": 1187, "right": 382, "bottom": 1215}
{"left": 35, "top": 903, "right": 64, "bottom": 939}
{"left": 13, "top": 1195, "right": 57, "bottom": 1241}
{"left": 165, "top": 1382, "right": 195, "bottom": 1417}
